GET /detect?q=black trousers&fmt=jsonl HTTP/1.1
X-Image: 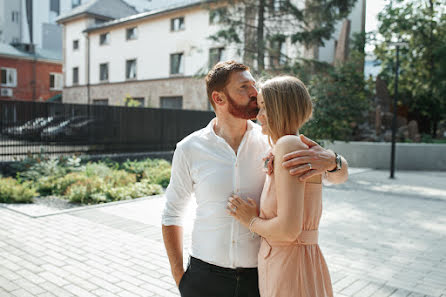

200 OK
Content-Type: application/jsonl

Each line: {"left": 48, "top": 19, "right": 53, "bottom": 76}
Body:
{"left": 179, "top": 257, "right": 261, "bottom": 297}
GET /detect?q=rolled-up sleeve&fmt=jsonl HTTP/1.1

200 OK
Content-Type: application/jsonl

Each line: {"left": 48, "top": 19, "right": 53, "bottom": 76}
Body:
{"left": 162, "top": 145, "right": 194, "bottom": 226}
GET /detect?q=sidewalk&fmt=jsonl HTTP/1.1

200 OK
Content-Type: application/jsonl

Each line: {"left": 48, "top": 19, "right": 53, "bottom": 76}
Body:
{"left": 1, "top": 169, "right": 445, "bottom": 297}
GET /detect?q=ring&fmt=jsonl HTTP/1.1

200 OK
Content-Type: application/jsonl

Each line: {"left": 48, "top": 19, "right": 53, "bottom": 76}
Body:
{"left": 308, "top": 163, "right": 312, "bottom": 169}
{"left": 233, "top": 206, "right": 237, "bottom": 212}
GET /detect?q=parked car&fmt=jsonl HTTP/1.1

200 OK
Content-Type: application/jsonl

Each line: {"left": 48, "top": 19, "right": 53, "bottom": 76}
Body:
{"left": 64, "top": 118, "right": 105, "bottom": 140}
{"left": 40, "top": 116, "right": 90, "bottom": 141}
{"left": 2, "top": 117, "right": 47, "bottom": 137}
{"left": 2, "top": 116, "right": 69, "bottom": 140}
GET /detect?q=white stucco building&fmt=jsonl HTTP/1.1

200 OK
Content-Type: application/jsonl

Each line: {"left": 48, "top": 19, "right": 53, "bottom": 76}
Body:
{"left": 58, "top": 0, "right": 366, "bottom": 110}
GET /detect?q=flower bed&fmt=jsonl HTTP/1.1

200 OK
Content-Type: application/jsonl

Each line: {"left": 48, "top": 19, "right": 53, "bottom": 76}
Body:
{"left": 0, "top": 155, "right": 170, "bottom": 205}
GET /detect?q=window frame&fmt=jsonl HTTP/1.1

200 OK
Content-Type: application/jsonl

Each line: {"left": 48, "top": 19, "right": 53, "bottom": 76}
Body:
{"left": 93, "top": 99, "right": 109, "bottom": 105}
{"left": 49, "top": 72, "right": 63, "bottom": 90}
{"left": 125, "top": 59, "right": 137, "bottom": 80}
{"left": 208, "top": 47, "right": 225, "bottom": 69}
{"left": 126, "top": 27, "right": 138, "bottom": 41}
{"left": 99, "top": 63, "right": 109, "bottom": 82}
{"left": 71, "top": 0, "right": 81, "bottom": 9}
{"left": 160, "top": 96, "right": 183, "bottom": 110}
{"left": 99, "top": 32, "right": 110, "bottom": 45}
{"left": 0, "top": 67, "right": 17, "bottom": 87}
{"left": 73, "top": 39, "right": 79, "bottom": 50}
{"left": 170, "top": 53, "right": 184, "bottom": 75}
{"left": 170, "top": 17, "right": 185, "bottom": 32}
{"left": 72, "top": 67, "right": 79, "bottom": 85}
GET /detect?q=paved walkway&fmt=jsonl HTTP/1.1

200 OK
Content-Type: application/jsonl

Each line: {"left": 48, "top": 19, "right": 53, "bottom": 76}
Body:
{"left": 1, "top": 169, "right": 445, "bottom": 297}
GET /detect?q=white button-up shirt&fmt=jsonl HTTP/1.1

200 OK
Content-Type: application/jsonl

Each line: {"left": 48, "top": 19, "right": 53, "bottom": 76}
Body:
{"left": 162, "top": 118, "right": 270, "bottom": 268}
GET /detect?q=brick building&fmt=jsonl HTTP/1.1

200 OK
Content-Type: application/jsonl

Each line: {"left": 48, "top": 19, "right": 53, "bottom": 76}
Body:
{"left": 0, "top": 43, "right": 63, "bottom": 101}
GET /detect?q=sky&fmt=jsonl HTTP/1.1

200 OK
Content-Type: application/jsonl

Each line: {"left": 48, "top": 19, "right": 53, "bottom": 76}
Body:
{"left": 365, "top": 0, "right": 387, "bottom": 54}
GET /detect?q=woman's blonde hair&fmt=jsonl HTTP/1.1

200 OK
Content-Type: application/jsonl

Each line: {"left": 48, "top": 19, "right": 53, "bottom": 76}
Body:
{"left": 260, "top": 76, "right": 313, "bottom": 143}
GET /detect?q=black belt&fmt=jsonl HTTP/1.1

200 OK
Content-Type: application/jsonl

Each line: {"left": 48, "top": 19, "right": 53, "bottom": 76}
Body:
{"left": 190, "top": 257, "right": 257, "bottom": 274}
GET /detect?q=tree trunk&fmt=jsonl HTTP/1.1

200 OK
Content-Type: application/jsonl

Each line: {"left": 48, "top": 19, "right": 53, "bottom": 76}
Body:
{"left": 243, "top": 3, "right": 257, "bottom": 67}
{"left": 256, "top": 0, "right": 265, "bottom": 72}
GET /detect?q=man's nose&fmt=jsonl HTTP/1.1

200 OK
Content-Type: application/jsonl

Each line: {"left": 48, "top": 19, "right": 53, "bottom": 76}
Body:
{"left": 250, "top": 85, "right": 258, "bottom": 96}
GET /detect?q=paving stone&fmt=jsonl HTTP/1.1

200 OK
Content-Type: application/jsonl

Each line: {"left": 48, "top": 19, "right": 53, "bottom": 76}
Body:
{"left": 0, "top": 170, "right": 445, "bottom": 296}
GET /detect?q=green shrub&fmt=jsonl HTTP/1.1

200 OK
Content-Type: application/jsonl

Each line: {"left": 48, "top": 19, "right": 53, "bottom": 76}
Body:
{"left": 142, "top": 167, "right": 171, "bottom": 188}
{"left": 35, "top": 176, "right": 59, "bottom": 196}
{"left": 84, "top": 162, "right": 113, "bottom": 178}
{"left": 18, "top": 156, "right": 67, "bottom": 181}
{"left": 0, "top": 178, "right": 37, "bottom": 203}
{"left": 105, "top": 181, "right": 162, "bottom": 201}
{"left": 104, "top": 170, "right": 136, "bottom": 187}
{"left": 53, "top": 173, "right": 89, "bottom": 195}
{"left": 65, "top": 177, "right": 105, "bottom": 204}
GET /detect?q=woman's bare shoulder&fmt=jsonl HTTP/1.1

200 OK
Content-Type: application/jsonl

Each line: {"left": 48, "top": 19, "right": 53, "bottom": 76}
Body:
{"left": 275, "top": 135, "right": 308, "bottom": 155}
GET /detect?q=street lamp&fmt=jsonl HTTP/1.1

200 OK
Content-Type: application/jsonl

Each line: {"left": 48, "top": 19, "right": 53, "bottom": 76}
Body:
{"left": 389, "top": 42, "right": 408, "bottom": 179}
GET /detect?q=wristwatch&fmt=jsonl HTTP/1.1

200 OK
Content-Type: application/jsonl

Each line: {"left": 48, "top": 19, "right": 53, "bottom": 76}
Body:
{"left": 327, "top": 152, "right": 342, "bottom": 172}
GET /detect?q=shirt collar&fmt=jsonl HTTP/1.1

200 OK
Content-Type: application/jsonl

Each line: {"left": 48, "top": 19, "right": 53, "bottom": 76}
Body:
{"left": 206, "top": 118, "right": 255, "bottom": 140}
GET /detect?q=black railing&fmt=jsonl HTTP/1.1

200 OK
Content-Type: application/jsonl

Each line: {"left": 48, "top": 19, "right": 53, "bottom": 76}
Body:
{"left": 0, "top": 100, "right": 214, "bottom": 160}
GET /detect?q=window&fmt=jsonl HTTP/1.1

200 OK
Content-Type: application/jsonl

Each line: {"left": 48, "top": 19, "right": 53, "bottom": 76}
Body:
{"left": 72, "top": 0, "right": 81, "bottom": 8}
{"left": 99, "top": 32, "right": 110, "bottom": 45}
{"left": 209, "top": 8, "right": 226, "bottom": 24}
{"left": 269, "top": 39, "right": 286, "bottom": 67}
{"left": 99, "top": 63, "right": 108, "bottom": 81}
{"left": 11, "top": 11, "right": 19, "bottom": 23}
{"left": 1, "top": 67, "right": 17, "bottom": 87}
{"left": 50, "top": 0, "right": 60, "bottom": 15}
{"left": 171, "top": 17, "right": 185, "bottom": 31}
{"left": 72, "top": 67, "right": 79, "bottom": 85}
{"left": 93, "top": 99, "right": 108, "bottom": 105}
{"left": 269, "top": 0, "right": 285, "bottom": 12}
{"left": 125, "top": 97, "right": 144, "bottom": 107}
{"left": 126, "top": 59, "right": 137, "bottom": 79}
{"left": 49, "top": 73, "right": 63, "bottom": 90}
{"left": 126, "top": 27, "right": 137, "bottom": 40}
{"left": 209, "top": 47, "right": 225, "bottom": 68}
{"left": 170, "top": 53, "right": 183, "bottom": 75}
{"left": 73, "top": 40, "right": 79, "bottom": 50}
{"left": 160, "top": 96, "right": 183, "bottom": 109}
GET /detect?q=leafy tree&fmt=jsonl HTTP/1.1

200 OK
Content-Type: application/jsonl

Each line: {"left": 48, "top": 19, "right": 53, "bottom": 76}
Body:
{"left": 374, "top": 0, "right": 446, "bottom": 136}
{"left": 207, "top": 0, "right": 358, "bottom": 72}
{"left": 301, "top": 33, "right": 371, "bottom": 141}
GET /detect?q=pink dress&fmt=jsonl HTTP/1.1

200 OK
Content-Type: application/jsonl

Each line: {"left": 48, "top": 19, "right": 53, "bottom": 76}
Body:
{"left": 257, "top": 156, "right": 333, "bottom": 297}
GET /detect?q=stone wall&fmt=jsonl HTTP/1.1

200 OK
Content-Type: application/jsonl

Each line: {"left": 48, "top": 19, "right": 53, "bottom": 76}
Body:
{"left": 324, "top": 141, "right": 446, "bottom": 171}
{"left": 62, "top": 76, "right": 209, "bottom": 110}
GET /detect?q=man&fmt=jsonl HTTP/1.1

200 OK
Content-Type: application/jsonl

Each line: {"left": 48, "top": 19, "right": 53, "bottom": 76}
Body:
{"left": 162, "top": 61, "right": 348, "bottom": 297}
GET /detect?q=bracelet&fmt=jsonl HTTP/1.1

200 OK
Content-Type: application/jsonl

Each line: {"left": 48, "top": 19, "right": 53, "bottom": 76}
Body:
{"left": 249, "top": 216, "right": 259, "bottom": 238}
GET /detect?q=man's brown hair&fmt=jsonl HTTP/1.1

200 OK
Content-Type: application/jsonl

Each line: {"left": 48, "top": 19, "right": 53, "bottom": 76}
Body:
{"left": 205, "top": 60, "right": 249, "bottom": 108}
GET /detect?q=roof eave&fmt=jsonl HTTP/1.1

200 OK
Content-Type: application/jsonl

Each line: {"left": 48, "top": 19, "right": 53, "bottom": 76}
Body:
{"left": 57, "top": 12, "right": 114, "bottom": 25}
{"left": 83, "top": 1, "right": 208, "bottom": 33}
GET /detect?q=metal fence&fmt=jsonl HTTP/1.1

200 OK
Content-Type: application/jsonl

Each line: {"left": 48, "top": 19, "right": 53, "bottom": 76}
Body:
{"left": 0, "top": 100, "right": 214, "bottom": 161}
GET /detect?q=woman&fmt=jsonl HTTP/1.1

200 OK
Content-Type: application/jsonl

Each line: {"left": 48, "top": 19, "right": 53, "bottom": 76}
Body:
{"left": 228, "top": 76, "right": 333, "bottom": 297}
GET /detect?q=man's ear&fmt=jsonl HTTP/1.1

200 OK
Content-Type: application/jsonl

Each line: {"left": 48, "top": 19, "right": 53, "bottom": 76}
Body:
{"left": 211, "top": 91, "right": 225, "bottom": 106}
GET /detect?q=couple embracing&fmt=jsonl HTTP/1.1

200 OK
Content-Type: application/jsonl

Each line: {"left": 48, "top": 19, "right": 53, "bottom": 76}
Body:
{"left": 162, "top": 60, "right": 348, "bottom": 297}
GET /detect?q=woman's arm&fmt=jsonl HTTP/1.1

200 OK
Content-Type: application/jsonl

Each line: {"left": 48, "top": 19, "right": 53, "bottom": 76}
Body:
{"left": 228, "top": 135, "right": 306, "bottom": 242}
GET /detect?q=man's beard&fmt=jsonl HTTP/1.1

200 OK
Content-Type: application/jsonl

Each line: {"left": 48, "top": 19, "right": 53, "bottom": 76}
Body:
{"left": 224, "top": 91, "right": 259, "bottom": 120}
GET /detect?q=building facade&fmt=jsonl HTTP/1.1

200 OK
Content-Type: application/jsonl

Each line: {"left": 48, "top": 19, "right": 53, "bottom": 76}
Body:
{"left": 59, "top": 0, "right": 366, "bottom": 110}
{"left": 0, "top": 0, "right": 90, "bottom": 52}
{"left": 0, "top": 43, "right": 63, "bottom": 101}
